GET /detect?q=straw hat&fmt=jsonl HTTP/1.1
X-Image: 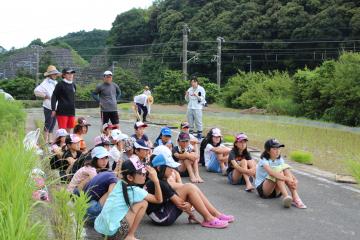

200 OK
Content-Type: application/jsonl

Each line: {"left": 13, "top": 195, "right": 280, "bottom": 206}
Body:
{"left": 44, "top": 65, "right": 60, "bottom": 77}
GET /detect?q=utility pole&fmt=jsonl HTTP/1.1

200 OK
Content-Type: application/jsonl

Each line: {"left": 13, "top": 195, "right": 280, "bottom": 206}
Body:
{"left": 31, "top": 45, "right": 43, "bottom": 85}
{"left": 182, "top": 24, "right": 190, "bottom": 81}
{"left": 247, "top": 55, "right": 252, "bottom": 72}
{"left": 112, "top": 61, "right": 118, "bottom": 74}
{"left": 216, "top": 37, "right": 225, "bottom": 87}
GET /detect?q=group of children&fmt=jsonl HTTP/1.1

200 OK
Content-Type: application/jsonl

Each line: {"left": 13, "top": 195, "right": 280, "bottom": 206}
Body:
{"left": 49, "top": 118, "right": 306, "bottom": 240}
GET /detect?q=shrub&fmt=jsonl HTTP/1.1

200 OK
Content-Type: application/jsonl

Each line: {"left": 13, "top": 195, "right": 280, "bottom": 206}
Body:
{"left": 76, "top": 82, "right": 98, "bottom": 101}
{"left": 266, "top": 98, "right": 300, "bottom": 116}
{"left": 290, "top": 150, "right": 314, "bottom": 165}
{"left": 0, "top": 77, "right": 36, "bottom": 100}
{"left": 223, "top": 134, "right": 235, "bottom": 143}
{"left": 346, "top": 160, "right": 360, "bottom": 183}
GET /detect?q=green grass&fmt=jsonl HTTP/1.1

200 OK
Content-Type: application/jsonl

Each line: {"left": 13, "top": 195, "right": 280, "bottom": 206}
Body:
{"left": 290, "top": 150, "right": 314, "bottom": 165}
{"left": 346, "top": 160, "right": 360, "bottom": 183}
{"left": 151, "top": 112, "right": 360, "bottom": 175}
{"left": 118, "top": 102, "right": 132, "bottom": 111}
{"left": 0, "top": 96, "right": 45, "bottom": 239}
{"left": 223, "top": 134, "right": 235, "bottom": 143}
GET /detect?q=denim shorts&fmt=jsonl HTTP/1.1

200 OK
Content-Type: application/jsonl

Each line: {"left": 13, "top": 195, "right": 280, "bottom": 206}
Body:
{"left": 86, "top": 200, "right": 102, "bottom": 223}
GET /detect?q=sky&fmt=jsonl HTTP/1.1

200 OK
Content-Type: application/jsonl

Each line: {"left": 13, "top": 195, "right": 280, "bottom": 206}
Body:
{"left": 0, "top": 0, "right": 154, "bottom": 50}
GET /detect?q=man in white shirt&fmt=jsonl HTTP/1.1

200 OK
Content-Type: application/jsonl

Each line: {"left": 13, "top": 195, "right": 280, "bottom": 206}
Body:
{"left": 34, "top": 65, "right": 60, "bottom": 143}
{"left": 134, "top": 93, "right": 148, "bottom": 122}
{"left": 185, "top": 76, "right": 206, "bottom": 140}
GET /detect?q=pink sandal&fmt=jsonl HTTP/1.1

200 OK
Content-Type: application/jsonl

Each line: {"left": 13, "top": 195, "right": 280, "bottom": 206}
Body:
{"left": 292, "top": 199, "right": 307, "bottom": 209}
{"left": 201, "top": 218, "right": 228, "bottom": 229}
{"left": 218, "top": 214, "right": 235, "bottom": 223}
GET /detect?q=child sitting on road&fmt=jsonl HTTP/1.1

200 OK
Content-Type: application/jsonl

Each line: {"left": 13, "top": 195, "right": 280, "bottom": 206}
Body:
{"left": 154, "top": 127, "right": 173, "bottom": 149}
{"left": 255, "top": 138, "right": 307, "bottom": 209}
{"left": 94, "top": 156, "right": 163, "bottom": 240}
{"left": 202, "top": 128, "right": 230, "bottom": 175}
{"left": 173, "top": 132, "right": 203, "bottom": 183}
{"left": 74, "top": 117, "right": 91, "bottom": 153}
{"left": 227, "top": 133, "right": 256, "bottom": 192}
{"left": 146, "top": 153, "right": 234, "bottom": 228}
{"left": 179, "top": 122, "right": 199, "bottom": 153}
{"left": 131, "top": 121, "right": 153, "bottom": 148}
{"left": 51, "top": 128, "right": 68, "bottom": 157}
{"left": 109, "top": 129, "right": 128, "bottom": 171}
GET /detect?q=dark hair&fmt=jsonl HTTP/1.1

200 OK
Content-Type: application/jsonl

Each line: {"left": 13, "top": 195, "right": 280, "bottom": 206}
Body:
{"left": 54, "top": 136, "right": 64, "bottom": 146}
{"left": 233, "top": 141, "right": 249, "bottom": 158}
{"left": 73, "top": 125, "right": 83, "bottom": 134}
{"left": 200, "top": 128, "right": 219, "bottom": 165}
{"left": 260, "top": 150, "right": 281, "bottom": 160}
{"left": 121, "top": 171, "right": 139, "bottom": 212}
{"left": 91, "top": 157, "right": 110, "bottom": 169}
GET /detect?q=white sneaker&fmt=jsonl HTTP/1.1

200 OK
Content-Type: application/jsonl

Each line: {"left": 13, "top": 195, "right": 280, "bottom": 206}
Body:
{"left": 282, "top": 196, "right": 292, "bottom": 208}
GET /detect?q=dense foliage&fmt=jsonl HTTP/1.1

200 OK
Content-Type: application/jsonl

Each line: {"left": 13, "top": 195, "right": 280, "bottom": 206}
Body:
{"left": 0, "top": 77, "right": 36, "bottom": 100}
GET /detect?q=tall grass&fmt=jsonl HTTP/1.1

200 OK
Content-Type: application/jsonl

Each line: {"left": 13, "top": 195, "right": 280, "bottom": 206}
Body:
{"left": 346, "top": 160, "right": 360, "bottom": 183}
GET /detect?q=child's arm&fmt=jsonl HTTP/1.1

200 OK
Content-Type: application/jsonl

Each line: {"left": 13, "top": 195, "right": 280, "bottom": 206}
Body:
{"left": 170, "top": 195, "right": 192, "bottom": 213}
{"left": 230, "top": 159, "right": 251, "bottom": 175}
{"left": 264, "top": 164, "right": 293, "bottom": 182}
{"left": 144, "top": 166, "right": 163, "bottom": 204}
{"left": 211, "top": 146, "right": 230, "bottom": 154}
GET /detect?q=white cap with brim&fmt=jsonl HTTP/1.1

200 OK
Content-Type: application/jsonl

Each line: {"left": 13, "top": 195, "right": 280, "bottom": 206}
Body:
{"left": 152, "top": 154, "right": 181, "bottom": 169}
{"left": 91, "top": 146, "right": 110, "bottom": 159}
{"left": 104, "top": 70, "right": 113, "bottom": 76}
{"left": 134, "top": 140, "right": 151, "bottom": 150}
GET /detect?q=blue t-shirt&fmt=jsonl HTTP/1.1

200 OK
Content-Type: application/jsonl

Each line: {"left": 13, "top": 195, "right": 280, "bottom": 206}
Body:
{"left": 84, "top": 172, "right": 118, "bottom": 201}
{"left": 255, "top": 157, "right": 285, "bottom": 188}
{"left": 94, "top": 181, "right": 148, "bottom": 236}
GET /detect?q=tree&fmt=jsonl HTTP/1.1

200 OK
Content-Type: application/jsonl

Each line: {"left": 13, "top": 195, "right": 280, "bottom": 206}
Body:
{"left": 0, "top": 77, "right": 36, "bottom": 100}
{"left": 112, "top": 67, "right": 142, "bottom": 101}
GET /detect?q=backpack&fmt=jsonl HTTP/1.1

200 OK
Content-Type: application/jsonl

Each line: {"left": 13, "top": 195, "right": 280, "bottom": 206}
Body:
{"left": 199, "top": 129, "right": 215, "bottom": 166}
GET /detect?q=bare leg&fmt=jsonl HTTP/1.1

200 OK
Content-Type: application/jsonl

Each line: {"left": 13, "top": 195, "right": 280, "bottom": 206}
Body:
{"left": 283, "top": 169, "right": 300, "bottom": 201}
{"left": 124, "top": 200, "right": 148, "bottom": 240}
{"left": 184, "top": 159, "right": 197, "bottom": 183}
{"left": 176, "top": 184, "right": 216, "bottom": 222}
{"left": 192, "top": 158, "right": 204, "bottom": 182}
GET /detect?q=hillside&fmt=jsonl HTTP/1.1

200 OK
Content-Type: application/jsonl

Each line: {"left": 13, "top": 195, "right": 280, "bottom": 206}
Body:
{"left": 47, "top": 29, "right": 108, "bottom": 62}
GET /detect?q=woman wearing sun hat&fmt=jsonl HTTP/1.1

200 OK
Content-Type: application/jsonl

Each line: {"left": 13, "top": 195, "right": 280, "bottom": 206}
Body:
{"left": 34, "top": 65, "right": 60, "bottom": 144}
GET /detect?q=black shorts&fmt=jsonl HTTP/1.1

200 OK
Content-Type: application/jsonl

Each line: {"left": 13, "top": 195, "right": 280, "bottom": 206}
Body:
{"left": 147, "top": 201, "right": 183, "bottom": 226}
{"left": 256, "top": 180, "right": 282, "bottom": 199}
{"left": 101, "top": 111, "right": 119, "bottom": 125}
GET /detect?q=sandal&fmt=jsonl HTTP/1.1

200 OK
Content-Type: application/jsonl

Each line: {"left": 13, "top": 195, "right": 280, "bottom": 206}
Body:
{"left": 282, "top": 196, "right": 293, "bottom": 208}
{"left": 218, "top": 214, "right": 235, "bottom": 223}
{"left": 244, "top": 187, "right": 254, "bottom": 192}
{"left": 188, "top": 214, "right": 201, "bottom": 224}
{"left": 201, "top": 218, "right": 228, "bottom": 229}
{"left": 292, "top": 199, "right": 307, "bottom": 209}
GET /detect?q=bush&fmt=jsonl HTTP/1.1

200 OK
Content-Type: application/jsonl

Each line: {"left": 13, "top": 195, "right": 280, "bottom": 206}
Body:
{"left": 76, "top": 82, "right": 98, "bottom": 101}
{"left": 289, "top": 150, "right": 314, "bottom": 165}
{"left": 266, "top": 98, "right": 300, "bottom": 116}
{"left": 223, "top": 134, "right": 235, "bottom": 143}
{"left": 0, "top": 77, "right": 36, "bottom": 100}
{"left": 113, "top": 67, "right": 142, "bottom": 101}
{"left": 0, "top": 96, "right": 26, "bottom": 137}
{"left": 153, "top": 70, "right": 220, "bottom": 105}
{"left": 346, "top": 160, "right": 360, "bottom": 183}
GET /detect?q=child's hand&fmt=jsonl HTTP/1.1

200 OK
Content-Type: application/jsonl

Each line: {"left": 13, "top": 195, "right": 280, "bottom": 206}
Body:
{"left": 179, "top": 202, "right": 192, "bottom": 213}
{"left": 146, "top": 166, "right": 158, "bottom": 182}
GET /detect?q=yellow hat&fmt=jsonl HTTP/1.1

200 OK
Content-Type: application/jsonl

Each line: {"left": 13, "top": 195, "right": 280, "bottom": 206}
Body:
{"left": 44, "top": 65, "right": 60, "bottom": 77}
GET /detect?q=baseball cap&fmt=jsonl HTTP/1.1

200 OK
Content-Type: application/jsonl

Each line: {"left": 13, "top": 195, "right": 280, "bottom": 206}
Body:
{"left": 62, "top": 68, "right": 76, "bottom": 74}
{"left": 94, "top": 136, "right": 111, "bottom": 147}
{"left": 134, "top": 121, "right": 148, "bottom": 129}
{"left": 122, "top": 155, "right": 146, "bottom": 174}
{"left": 161, "top": 127, "right": 172, "bottom": 137}
{"left": 152, "top": 153, "right": 180, "bottom": 169}
{"left": 236, "top": 133, "right": 248, "bottom": 142}
{"left": 103, "top": 70, "right": 113, "bottom": 76}
{"left": 264, "top": 138, "right": 285, "bottom": 151}
{"left": 111, "top": 129, "right": 128, "bottom": 142}
{"left": 124, "top": 138, "right": 135, "bottom": 151}
{"left": 55, "top": 129, "right": 68, "bottom": 138}
{"left": 180, "top": 122, "right": 190, "bottom": 129}
{"left": 77, "top": 117, "right": 91, "bottom": 126}
{"left": 102, "top": 123, "right": 117, "bottom": 131}
{"left": 91, "top": 146, "right": 110, "bottom": 159}
{"left": 65, "top": 134, "right": 81, "bottom": 144}
{"left": 134, "top": 139, "right": 150, "bottom": 150}
{"left": 212, "top": 128, "right": 222, "bottom": 137}
{"left": 153, "top": 145, "right": 172, "bottom": 156}
{"left": 178, "top": 132, "right": 190, "bottom": 142}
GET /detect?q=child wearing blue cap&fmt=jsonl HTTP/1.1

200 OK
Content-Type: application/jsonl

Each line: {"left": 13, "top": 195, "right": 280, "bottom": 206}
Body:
{"left": 154, "top": 127, "right": 173, "bottom": 150}
{"left": 146, "top": 153, "right": 234, "bottom": 229}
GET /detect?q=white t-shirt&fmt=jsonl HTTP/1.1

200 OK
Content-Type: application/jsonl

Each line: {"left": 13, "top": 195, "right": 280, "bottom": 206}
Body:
{"left": 109, "top": 146, "right": 121, "bottom": 168}
{"left": 134, "top": 94, "right": 148, "bottom": 105}
{"left": 204, "top": 143, "right": 225, "bottom": 167}
{"left": 33, "top": 78, "right": 57, "bottom": 109}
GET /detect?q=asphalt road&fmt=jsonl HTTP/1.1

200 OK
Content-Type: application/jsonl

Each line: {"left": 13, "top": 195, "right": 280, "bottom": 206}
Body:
{"left": 25, "top": 109, "right": 360, "bottom": 240}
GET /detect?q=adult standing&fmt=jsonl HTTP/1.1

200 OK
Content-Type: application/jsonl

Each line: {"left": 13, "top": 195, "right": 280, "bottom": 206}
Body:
{"left": 134, "top": 93, "right": 149, "bottom": 122}
{"left": 92, "top": 71, "right": 121, "bottom": 128}
{"left": 34, "top": 65, "right": 60, "bottom": 143}
{"left": 51, "top": 68, "right": 77, "bottom": 133}
{"left": 185, "top": 76, "right": 206, "bottom": 140}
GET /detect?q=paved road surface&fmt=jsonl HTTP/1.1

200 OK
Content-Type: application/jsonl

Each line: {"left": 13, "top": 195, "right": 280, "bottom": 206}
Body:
{"left": 26, "top": 109, "right": 360, "bottom": 240}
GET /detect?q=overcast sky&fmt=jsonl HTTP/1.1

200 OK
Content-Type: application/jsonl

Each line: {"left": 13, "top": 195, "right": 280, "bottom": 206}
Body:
{"left": 0, "top": 0, "right": 154, "bottom": 50}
